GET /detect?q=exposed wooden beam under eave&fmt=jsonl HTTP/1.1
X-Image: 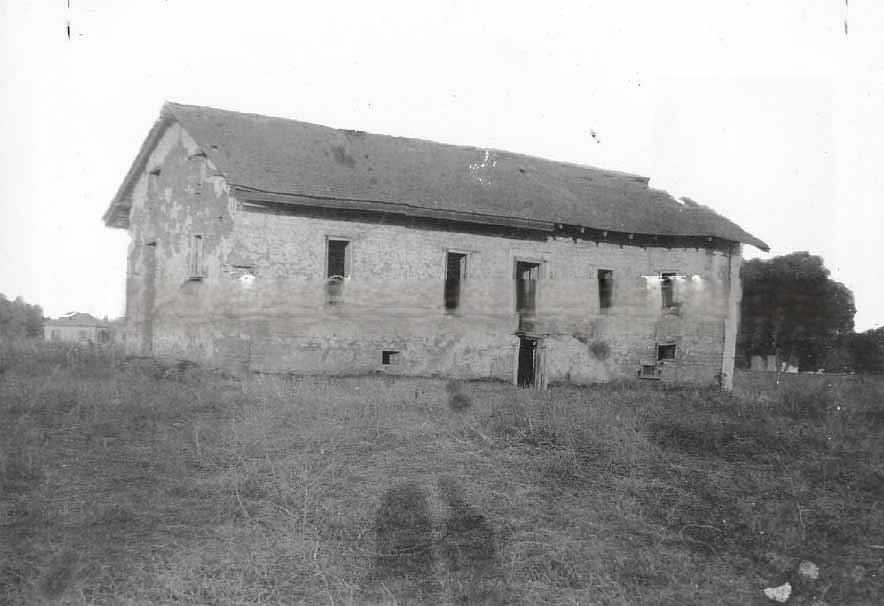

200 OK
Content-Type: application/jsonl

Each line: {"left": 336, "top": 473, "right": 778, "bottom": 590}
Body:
{"left": 231, "top": 186, "right": 555, "bottom": 233}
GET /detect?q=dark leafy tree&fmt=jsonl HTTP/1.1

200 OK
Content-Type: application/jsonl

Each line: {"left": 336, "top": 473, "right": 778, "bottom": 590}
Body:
{"left": 851, "top": 327, "right": 884, "bottom": 374}
{"left": 0, "top": 293, "right": 44, "bottom": 340}
{"left": 738, "top": 252, "right": 855, "bottom": 371}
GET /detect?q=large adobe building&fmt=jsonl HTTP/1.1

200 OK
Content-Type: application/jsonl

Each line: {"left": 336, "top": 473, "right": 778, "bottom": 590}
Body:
{"left": 103, "top": 103, "right": 767, "bottom": 388}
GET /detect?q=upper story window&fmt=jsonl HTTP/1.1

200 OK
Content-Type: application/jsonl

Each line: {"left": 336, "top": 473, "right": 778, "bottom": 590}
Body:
{"left": 326, "top": 239, "right": 350, "bottom": 279}
{"left": 515, "top": 260, "right": 541, "bottom": 314}
{"left": 188, "top": 235, "right": 204, "bottom": 279}
{"left": 661, "top": 271, "right": 677, "bottom": 309}
{"left": 326, "top": 238, "right": 350, "bottom": 306}
{"left": 444, "top": 252, "right": 467, "bottom": 312}
{"left": 598, "top": 269, "right": 614, "bottom": 309}
{"left": 148, "top": 168, "right": 161, "bottom": 199}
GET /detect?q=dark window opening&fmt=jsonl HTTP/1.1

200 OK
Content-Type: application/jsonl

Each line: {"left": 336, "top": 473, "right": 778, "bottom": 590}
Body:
{"left": 657, "top": 343, "right": 677, "bottom": 361}
{"left": 327, "top": 239, "right": 350, "bottom": 278}
{"left": 445, "top": 252, "right": 467, "bottom": 311}
{"left": 382, "top": 350, "right": 399, "bottom": 365}
{"left": 598, "top": 269, "right": 613, "bottom": 309}
{"left": 661, "top": 272, "right": 677, "bottom": 308}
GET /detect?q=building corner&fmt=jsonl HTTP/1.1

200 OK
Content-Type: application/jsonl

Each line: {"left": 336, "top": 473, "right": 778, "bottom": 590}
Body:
{"left": 721, "top": 243, "right": 743, "bottom": 390}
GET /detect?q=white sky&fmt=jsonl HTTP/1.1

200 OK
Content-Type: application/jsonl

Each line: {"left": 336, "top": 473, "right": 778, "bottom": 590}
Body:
{"left": 1, "top": 0, "right": 881, "bottom": 330}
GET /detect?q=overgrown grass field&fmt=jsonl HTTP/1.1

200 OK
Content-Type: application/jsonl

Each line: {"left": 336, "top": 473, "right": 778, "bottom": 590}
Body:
{"left": 1, "top": 342, "right": 882, "bottom": 605}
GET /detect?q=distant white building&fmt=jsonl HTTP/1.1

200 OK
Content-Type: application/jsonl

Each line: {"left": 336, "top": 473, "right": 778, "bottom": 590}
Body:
{"left": 44, "top": 313, "right": 111, "bottom": 344}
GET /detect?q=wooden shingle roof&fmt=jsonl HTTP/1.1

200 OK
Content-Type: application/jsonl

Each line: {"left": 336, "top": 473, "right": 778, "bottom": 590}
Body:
{"left": 104, "top": 102, "right": 768, "bottom": 251}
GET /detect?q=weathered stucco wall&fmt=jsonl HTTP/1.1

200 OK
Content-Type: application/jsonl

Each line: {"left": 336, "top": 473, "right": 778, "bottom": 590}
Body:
{"left": 141, "top": 210, "right": 737, "bottom": 384}
{"left": 123, "top": 122, "right": 237, "bottom": 359}
{"left": 123, "top": 124, "right": 742, "bottom": 386}
{"left": 720, "top": 244, "right": 742, "bottom": 389}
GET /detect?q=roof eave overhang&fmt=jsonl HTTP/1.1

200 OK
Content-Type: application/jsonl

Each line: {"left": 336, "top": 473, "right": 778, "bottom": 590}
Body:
{"left": 743, "top": 237, "right": 769, "bottom": 252}
{"left": 231, "top": 186, "right": 555, "bottom": 233}
{"left": 231, "top": 185, "right": 769, "bottom": 251}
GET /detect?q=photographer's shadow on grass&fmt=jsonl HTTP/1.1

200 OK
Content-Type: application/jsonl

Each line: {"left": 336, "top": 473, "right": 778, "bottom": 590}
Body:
{"left": 371, "top": 475, "right": 506, "bottom": 605}
{"left": 372, "top": 480, "right": 438, "bottom": 602}
{"left": 437, "top": 474, "right": 505, "bottom": 605}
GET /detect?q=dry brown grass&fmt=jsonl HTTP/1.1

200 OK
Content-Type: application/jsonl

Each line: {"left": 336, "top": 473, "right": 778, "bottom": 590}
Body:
{"left": 1, "top": 342, "right": 882, "bottom": 605}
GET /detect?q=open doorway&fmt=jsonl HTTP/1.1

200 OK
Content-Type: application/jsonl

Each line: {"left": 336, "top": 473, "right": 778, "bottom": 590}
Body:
{"left": 517, "top": 335, "right": 538, "bottom": 387}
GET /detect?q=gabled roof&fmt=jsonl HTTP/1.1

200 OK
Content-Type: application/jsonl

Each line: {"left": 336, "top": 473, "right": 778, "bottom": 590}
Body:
{"left": 104, "top": 102, "right": 768, "bottom": 251}
{"left": 45, "top": 312, "right": 108, "bottom": 327}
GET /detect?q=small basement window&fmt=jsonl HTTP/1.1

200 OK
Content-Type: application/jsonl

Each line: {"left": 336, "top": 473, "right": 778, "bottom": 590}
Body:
{"left": 382, "top": 350, "right": 399, "bottom": 365}
{"left": 638, "top": 363, "right": 660, "bottom": 380}
{"left": 598, "top": 269, "right": 613, "bottom": 309}
{"left": 327, "top": 238, "right": 350, "bottom": 278}
{"left": 657, "top": 343, "right": 677, "bottom": 362}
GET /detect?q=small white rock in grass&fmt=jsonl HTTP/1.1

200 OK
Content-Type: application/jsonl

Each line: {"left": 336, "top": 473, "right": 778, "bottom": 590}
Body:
{"left": 798, "top": 560, "right": 819, "bottom": 580}
{"left": 763, "top": 582, "right": 792, "bottom": 603}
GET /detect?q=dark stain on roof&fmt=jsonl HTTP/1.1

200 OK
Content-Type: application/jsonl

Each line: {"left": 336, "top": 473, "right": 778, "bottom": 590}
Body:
{"left": 331, "top": 144, "right": 357, "bottom": 169}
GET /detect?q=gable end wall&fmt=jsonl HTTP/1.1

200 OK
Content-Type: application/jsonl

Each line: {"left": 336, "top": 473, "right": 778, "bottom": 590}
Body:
{"left": 123, "top": 122, "right": 238, "bottom": 361}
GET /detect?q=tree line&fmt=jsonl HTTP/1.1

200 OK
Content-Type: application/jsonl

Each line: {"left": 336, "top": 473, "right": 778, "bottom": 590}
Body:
{"left": 0, "top": 293, "right": 44, "bottom": 341}
{"left": 738, "top": 252, "right": 883, "bottom": 373}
